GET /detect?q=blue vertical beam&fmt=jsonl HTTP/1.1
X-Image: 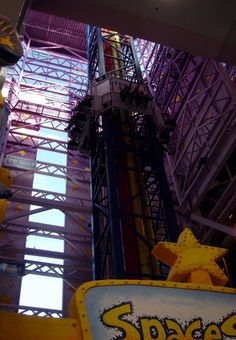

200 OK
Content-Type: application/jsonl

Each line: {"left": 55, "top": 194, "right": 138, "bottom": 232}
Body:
{"left": 96, "top": 27, "right": 106, "bottom": 76}
{"left": 102, "top": 111, "right": 125, "bottom": 279}
{"left": 130, "top": 37, "right": 143, "bottom": 83}
{"left": 146, "top": 115, "right": 179, "bottom": 242}
{"left": 86, "top": 25, "right": 93, "bottom": 83}
{"left": 88, "top": 26, "right": 125, "bottom": 278}
{"left": 87, "top": 26, "right": 106, "bottom": 279}
{"left": 90, "top": 152, "right": 102, "bottom": 280}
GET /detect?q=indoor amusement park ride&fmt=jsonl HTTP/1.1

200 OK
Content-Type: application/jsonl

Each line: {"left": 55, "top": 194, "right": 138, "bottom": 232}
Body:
{"left": 0, "top": 16, "right": 236, "bottom": 340}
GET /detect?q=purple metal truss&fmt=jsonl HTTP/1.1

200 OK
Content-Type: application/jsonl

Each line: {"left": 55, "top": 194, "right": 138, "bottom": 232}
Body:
{"left": 4, "top": 41, "right": 88, "bottom": 110}
{"left": 22, "top": 9, "right": 87, "bottom": 60}
{"left": 134, "top": 38, "right": 156, "bottom": 76}
{"left": 0, "top": 17, "right": 92, "bottom": 315}
{"left": 0, "top": 303, "right": 63, "bottom": 317}
{"left": 137, "top": 42, "right": 236, "bottom": 246}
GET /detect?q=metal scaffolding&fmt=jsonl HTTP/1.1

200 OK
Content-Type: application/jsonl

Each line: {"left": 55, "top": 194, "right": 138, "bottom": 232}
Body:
{"left": 137, "top": 42, "right": 236, "bottom": 283}
{"left": 0, "top": 34, "right": 92, "bottom": 316}
{"left": 87, "top": 27, "right": 179, "bottom": 280}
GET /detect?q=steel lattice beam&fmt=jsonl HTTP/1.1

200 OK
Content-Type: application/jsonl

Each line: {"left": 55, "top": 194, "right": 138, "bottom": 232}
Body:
{"left": 1, "top": 34, "right": 92, "bottom": 315}
{"left": 138, "top": 42, "right": 236, "bottom": 284}
{"left": 0, "top": 303, "right": 63, "bottom": 318}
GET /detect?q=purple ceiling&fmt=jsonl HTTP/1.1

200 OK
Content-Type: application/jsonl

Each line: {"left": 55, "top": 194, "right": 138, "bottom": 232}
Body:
{"left": 22, "top": 9, "right": 87, "bottom": 59}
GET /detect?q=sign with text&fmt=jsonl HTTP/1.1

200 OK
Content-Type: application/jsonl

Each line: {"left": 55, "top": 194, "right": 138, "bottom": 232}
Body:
{"left": 4, "top": 155, "right": 36, "bottom": 170}
{"left": 0, "top": 260, "right": 25, "bottom": 276}
{"left": 75, "top": 280, "right": 236, "bottom": 340}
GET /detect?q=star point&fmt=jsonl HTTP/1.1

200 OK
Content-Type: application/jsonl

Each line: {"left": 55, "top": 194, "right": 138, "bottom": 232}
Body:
{"left": 72, "top": 183, "right": 80, "bottom": 191}
{"left": 72, "top": 159, "right": 79, "bottom": 166}
{"left": 18, "top": 150, "right": 26, "bottom": 156}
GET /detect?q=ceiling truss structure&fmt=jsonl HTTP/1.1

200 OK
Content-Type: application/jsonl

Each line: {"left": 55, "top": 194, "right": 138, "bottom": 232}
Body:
{"left": 138, "top": 43, "right": 236, "bottom": 249}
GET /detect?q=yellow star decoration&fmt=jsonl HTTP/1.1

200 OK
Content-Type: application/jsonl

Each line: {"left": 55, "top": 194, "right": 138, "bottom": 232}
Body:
{"left": 23, "top": 113, "right": 31, "bottom": 119}
{"left": 152, "top": 228, "right": 228, "bottom": 286}
{"left": 18, "top": 150, "right": 26, "bottom": 156}
{"left": 0, "top": 93, "right": 4, "bottom": 108}
{"left": 0, "top": 36, "right": 14, "bottom": 50}
{"left": 79, "top": 215, "right": 86, "bottom": 222}
{"left": 72, "top": 183, "right": 79, "bottom": 191}
{"left": 72, "top": 159, "right": 79, "bottom": 166}
{"left": 14, "top": 204, "right": 24, "bottom": 211}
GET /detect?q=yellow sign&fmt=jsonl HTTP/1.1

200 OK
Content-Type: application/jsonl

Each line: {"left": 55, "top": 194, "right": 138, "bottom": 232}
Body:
{"left": 71, "top": 280, "right": 236, "bottom": 340}
{"left": 0, "top": 279, "right": 236, "bottom": 339}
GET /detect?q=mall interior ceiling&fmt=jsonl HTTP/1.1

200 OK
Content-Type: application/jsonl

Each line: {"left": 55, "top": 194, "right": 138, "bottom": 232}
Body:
{"left": 2, "top": 0, "right": 236, "bottom": 65}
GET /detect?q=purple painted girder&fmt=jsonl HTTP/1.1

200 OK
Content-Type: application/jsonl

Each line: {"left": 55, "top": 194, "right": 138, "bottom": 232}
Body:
{"left": 1, "top": 34, "right": 92, "bottom": 312}
{"left": 137, "top": 41, "right": 236, "bottom": 247}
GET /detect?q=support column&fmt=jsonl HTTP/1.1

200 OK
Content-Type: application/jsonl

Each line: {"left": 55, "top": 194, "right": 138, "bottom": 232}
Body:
{"left": 146, "top": 115, "right": 179, "bottom": 242}
{"left": 102, "top": 111, "right": 125, "bottom": 278}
